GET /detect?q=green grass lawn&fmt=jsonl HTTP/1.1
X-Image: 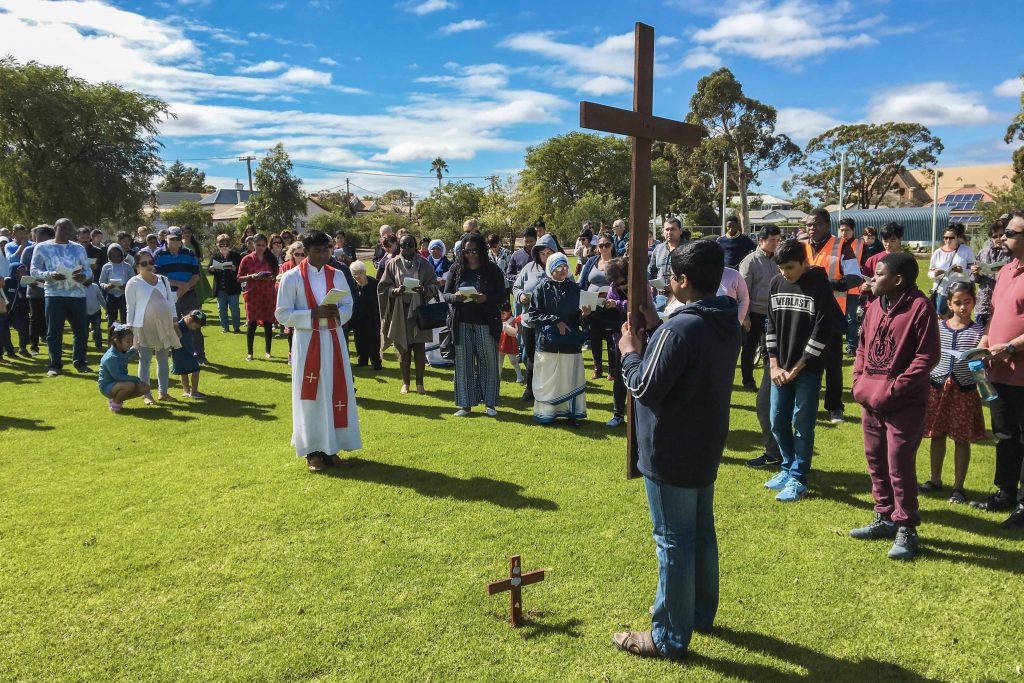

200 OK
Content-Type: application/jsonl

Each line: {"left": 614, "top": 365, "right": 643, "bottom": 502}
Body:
{"left": 1, "top": 273, "right": 1022, "bottom": 682}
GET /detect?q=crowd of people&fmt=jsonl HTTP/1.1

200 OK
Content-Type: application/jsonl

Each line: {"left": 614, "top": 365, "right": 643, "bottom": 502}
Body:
{"left": 3, "top": 208, "right": 1023, "bottom": 661}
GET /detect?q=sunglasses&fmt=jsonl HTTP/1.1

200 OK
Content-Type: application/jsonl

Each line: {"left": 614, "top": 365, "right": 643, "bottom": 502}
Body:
{"left": 1004, "top": 229, "right": 1022, "bottom": 240}
{"left": 598, "top": 243, "right": 612, "bottom": 249}
{"left": 943, "top": 235, "right": 957, "bottom": 241}
{"left": 137, "top": 260, "right": 154, "bottom": 267}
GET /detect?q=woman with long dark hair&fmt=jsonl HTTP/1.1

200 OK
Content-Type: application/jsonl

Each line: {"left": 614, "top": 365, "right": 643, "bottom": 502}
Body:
{"left": 237, "top": 233, "right": 280, "bottom": 360}
{"left": 443, "top": 232, "right": 506, "bottom": 416}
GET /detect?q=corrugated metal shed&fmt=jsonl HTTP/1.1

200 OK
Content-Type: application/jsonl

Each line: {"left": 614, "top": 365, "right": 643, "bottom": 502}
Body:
{"left": 829, "top": 207, "right": 952, "bottom": 245}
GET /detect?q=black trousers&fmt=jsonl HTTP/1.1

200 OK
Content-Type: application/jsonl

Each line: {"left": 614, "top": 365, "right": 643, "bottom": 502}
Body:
{"left": 991, "top": 383, "right": 1024, "bottom": 503}
{"left": 521, "top": 325, "right": 537, "bottom": 393}
{"left": 823, "top": 332, "right": 844, "bottom": 413}
{"left": 352, "top": 320, "right": 381, "bottom": 368}
{"left": 756, "top": 360, "right": 781, "bottom": 458}
{"left": 611, "top": 346, "right": 626, "bottom": 417}
{"left": 28, "top": 296, "right": 45, "bottom": 349}
{"left": 741, "top": 312, "right": 766, "bottom": 386}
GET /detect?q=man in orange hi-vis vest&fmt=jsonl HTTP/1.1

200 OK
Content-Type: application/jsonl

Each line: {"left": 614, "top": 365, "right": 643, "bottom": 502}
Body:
{"left": 803, "top": 208, "right": 864, "bottom": 424}
{"left": 839, "top": 218, "right": 865, "bottom": 355}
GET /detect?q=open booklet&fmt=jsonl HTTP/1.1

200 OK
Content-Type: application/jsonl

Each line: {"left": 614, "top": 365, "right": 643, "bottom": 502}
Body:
{"left": 457, "top": 285, "right": 480, "bottom": 298}
{"left": 649, "top": 277, "right": 668, "bottom": 291}
{"left": 209, "top": 260, "right": 234, "bottom": 271}
{"left": 56, "top": 264, "right": 83, "bottom": 280}
{"left": 578, "top": 286, "right": 608, "bottom": 311}
{"left": 19, "top": 275, "right": 41, "bottom": 286}
{"left": 946, "top": 347, "right": 991, "bottom": 362}
{"left": 107, "top": 278, "right": 124, "bottom": 287}
{"left": 402, "top": 276, "right": 422, "bottom": 290}
{"left": 976, "top": 259, "right": 1010, "bottom": 276}
{"left": 320, "top": 288, "right": 349, "bottom": 306}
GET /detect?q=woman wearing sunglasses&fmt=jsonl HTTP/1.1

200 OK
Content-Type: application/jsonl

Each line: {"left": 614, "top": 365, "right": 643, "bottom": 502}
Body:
{"left": 579, "top": 232, "right": 620, "bottom": 381}
{"left": 928, "top": 222, "right": 976, "bottom": 317}
{"left": 125, "top": 254, "right": 180, "bottom": 403}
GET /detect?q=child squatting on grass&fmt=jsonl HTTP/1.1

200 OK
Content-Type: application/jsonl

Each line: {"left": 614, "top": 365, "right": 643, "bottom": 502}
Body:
{"left": 920, "top": 281, "right": 987, "bottom": 505}
{"left": 98, "top": 324, "right": 150, "bottom": 413}
{"left": 172, "top": 309, "right": 207, "bottom": 399}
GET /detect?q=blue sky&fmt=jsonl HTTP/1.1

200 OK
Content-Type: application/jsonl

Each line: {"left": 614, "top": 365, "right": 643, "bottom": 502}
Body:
{"left": 2, "top": 0, "right": 1022, "bottom": 201}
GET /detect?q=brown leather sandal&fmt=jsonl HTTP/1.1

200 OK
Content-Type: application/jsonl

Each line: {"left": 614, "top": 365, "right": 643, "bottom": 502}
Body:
{"left": 612, "top": 631, "right": 662, "bottom": 658}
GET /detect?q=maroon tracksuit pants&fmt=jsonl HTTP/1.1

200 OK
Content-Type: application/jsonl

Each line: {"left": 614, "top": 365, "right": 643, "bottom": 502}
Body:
{"left": 861, "top": 400, "right": 927, "bottom": 527}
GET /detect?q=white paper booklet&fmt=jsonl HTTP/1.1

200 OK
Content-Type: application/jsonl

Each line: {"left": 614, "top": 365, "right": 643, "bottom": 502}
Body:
{"left": 977, "top": 259, "right": 1010, "bottom": 276}
{"left": 19, "top": 275, "right": 41, "bottom": 286}
{"left": 579, "top": 289, "right": 602, "bottom": 310}
{"left": 108, "top": 278, "right": 124, "bottom": 287}
{"left": 320, "top": 288, "right": 349, "bottom": 306}
{"left": 88, "top": 258, "right": 97, "bottom": 266}
{"left": 457, "top": 285, "right": 479, "bottom": 298}
{"left": 210, "top": 260, "right": 234, "bottom": 271}
{"left": 56, "top": 264, "right": 83, "bottom": 280}
{"left": 649, "top": 277, "right": 668, "bottom": 291}
{"left": 402, "top": 276, "right": 421, "bottom": 290}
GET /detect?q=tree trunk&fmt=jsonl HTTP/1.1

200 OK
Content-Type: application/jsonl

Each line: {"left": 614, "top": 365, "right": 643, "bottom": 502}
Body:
{"left": 735, "top": 157, "right": 749, "bottom": 233}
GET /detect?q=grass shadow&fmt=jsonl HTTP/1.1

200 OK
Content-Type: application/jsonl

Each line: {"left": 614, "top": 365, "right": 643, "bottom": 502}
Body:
{"left": 1, "top": 416, "right": 55, "bottom": 432}
{"left": 121, "top": 405, "right": 195, "bottom": 422}
{"left": 693, "top": 625, "right": 936, "bottom": 682}
{"left": 329, "top": 458, "right": 559, "bottom": 511}
{"left": 205, "top": 363, "right": 289, "bottom": 383}
{"left": 922, "top": 537, "right": 1024, "bottom": 575}
{"left": 193, "top": 395, "right": 278, "bottom": 421}
{"left": 518, "top": 615, "right": 583, "bottom": 641}
{"left": 724, "top": 429, "right": 766, "bottom": 454}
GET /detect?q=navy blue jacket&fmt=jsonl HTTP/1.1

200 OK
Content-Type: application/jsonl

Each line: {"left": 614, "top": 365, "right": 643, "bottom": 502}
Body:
{"left": 621, "top": 296, "right": 742, "bottom": 488}
{"left": 526, "top": 278, "right": 583, "bottom": 353}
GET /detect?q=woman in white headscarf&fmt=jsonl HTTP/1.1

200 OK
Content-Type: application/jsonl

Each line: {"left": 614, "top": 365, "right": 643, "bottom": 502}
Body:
{"left": 426, "top": 239, "right": 452, "bottom": 288}
{"left": 526, "top": 252, "right": 591, "bottom": 426}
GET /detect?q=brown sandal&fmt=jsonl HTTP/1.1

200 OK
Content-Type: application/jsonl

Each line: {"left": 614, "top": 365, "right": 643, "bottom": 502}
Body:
{"left": 612, "top": 631, "right": 662, "bottom": 658}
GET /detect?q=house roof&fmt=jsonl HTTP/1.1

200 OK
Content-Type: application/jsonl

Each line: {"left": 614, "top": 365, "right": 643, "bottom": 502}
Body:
{"left": 200, "top": 189, "right": 255, "bottom": 206}
{"left": 212, "top": 202, "right": 247, "bottom": 221}
{"left": 903, "top": 164, "right": 1014, "bottom": 197}
{"left": 828, "top": 207, "right": 952, "bottom": 244}
{"left": 749, "top": 209, "right": 806, "bottom": 221}
{"left": 155, "top": 191, "right": 203, "bottom": 208}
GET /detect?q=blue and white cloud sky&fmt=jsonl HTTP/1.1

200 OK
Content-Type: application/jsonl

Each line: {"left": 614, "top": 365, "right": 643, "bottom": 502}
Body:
{"left": 1, "top": 0, "right": 1022, "bottom": 199}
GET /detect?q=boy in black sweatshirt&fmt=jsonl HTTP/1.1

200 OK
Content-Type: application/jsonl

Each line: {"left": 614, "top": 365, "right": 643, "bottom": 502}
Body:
{"left": 764, "top": 239, "right": 836, "bottom": 502}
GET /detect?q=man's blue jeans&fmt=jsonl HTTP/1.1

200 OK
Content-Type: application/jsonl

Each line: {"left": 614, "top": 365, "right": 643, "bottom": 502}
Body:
{"left": 844, "top": 293, "right": 860, "bottom": 352}
{"left": 216, "top": 290, "right": 240, "bottom": 332}
{"left": 45, "top": 295, "right": 88, "bottom": 370}
{"left": 770, "top": 370, "right": 822, "bottom": 484}
{"left": 644, "top": 477, "right": 718, "bottom": 660}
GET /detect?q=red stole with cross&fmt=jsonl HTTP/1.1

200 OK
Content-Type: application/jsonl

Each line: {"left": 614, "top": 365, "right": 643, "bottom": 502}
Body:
{"left": 298, "top": 259, "right": 348, "bottom": 428}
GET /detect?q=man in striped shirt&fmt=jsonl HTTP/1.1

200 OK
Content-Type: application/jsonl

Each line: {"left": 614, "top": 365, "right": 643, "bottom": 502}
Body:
{"left": 154, "top": 226, "right": 206, "bottom": 363}
{"left": 764, "top": 239, "right": 837, "bottom": 502}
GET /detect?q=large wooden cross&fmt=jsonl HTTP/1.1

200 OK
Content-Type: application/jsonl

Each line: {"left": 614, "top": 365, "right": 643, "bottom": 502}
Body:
{"left": 580, "top": 22, "right": 705, "bottom": 479}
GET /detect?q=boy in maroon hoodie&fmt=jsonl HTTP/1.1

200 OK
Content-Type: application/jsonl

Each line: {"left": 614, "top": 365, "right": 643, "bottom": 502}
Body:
{"left": 850, "top": 252, "right": 940, "bottom": 560}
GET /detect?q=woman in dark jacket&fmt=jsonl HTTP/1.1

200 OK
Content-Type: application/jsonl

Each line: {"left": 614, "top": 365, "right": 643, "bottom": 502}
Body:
{"left": 526, "top": 252, "right": 590, "bottom": 426}
{"left": 208, "top": 233, "right": 243, "bottom": 333}
{"left": 349, "top": 260, "right": 382, "bottom": 369}
{"left": 443, "top": 233, "right": 506, "bottom": 416}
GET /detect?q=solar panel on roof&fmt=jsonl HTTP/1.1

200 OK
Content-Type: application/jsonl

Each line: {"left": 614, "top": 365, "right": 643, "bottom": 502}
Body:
{"left": 967, "top": 194, "right": 982, "bottom": 201}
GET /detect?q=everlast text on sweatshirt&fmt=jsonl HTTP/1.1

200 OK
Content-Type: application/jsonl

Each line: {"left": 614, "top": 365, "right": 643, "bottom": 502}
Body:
{"left": 852, "top": 287, "right": 941, "bottom": 413}
{"left": 765, "top": 267, "right": 836, "bottom": 374}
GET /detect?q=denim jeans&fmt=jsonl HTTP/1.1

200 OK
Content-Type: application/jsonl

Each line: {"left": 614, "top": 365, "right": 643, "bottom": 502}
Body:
{"left": 644, "top": 477, "right": 719, "bottom": 660}
{"left": 44, "top": 295, "right": 88, "bottom": 370}
{"left": 770, "top": 370, "right": 822, "bottom": 484}
{"left": 216, "top": 290, "right": 240, "bottom": 332}
{"left": 844, "top": 293, "right": 860, "bottom": 352}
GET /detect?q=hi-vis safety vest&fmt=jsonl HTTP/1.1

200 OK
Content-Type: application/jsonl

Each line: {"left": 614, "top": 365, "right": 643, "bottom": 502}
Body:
{"left": 805, "top": 236, "right": 847, "bottom": 314}
{"left": 845, "top": 238, "right": 864, "bottom": 296}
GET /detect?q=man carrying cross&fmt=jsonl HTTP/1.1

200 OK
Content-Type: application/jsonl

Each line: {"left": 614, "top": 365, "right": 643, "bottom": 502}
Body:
{"left": 275, "top": 230, "right": 362, "bottom": 472}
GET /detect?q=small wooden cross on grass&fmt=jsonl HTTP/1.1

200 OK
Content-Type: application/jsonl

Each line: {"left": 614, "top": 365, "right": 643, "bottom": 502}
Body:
{"left": 487, "top": 555, "right": 545, "bottom": 627}
{"left": 579, "top": 22, "right": 705, "bottom": 479}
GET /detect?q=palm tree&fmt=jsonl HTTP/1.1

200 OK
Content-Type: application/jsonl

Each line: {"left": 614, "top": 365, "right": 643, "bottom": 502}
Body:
{"left": 430, "top": 157, "right": 449, "bottom": 189}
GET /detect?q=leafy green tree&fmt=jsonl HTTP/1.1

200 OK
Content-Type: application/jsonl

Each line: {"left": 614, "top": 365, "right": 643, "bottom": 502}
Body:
{"left": 161, "top": 200, "right": 213, "bottom": 234}
{"left": 0, "top": 57, "right": 168, "bottom": 225}
{"left": 687, "top": 68, "right": 800, "bottom": 230}
{"left": 558, "top": 193, "right": 620, "bottom": 236}
{"left": 788, "top": 123, "right": 943, "bottom": 209}
{"left": 414, "top": 181, "right": 484, "bottom": 244}
{"left": 158, "top": 160, "right": 212, "bottom": 193}
{"left": 379, "top": 189, "right": 412, "bottom": 207}
{"left": 519, "top": 133, "right": 631, "bottom": 218}
{"left": 430, "top": 157, "right": 449, "bottom": 189}
{"left": 1003, "top": 73, "right": 1024, "bottom": 183}
{"left": 241, "top": 143, "right": 305, "bottom": 232}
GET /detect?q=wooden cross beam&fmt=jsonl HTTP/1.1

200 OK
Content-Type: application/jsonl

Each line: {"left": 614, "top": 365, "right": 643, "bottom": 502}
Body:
{"left": 579, "top": 22, "right": 705, "bottom": 479}
{"left": 486, "top": 555, "right": 545, "bottom": 627}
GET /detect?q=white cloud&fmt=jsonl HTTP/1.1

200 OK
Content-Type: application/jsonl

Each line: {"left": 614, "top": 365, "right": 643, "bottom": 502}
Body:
{"left": 576, "top": 75, "right": 631, "bottom": 96}
{"left": 690, "top": 1, "right": 879, "bottom": 65}
{"left": 439, "top": 18, "right": 487, "bottom": 34}
{"left": 237, "top": 60, "right": 287, "bottom": 74}
{"left": 279, "top": 66, "right": 332, "bottom": 86}
{"left": 776, "top": 107, "right": 841, "bottom": 142}
{"left": 681, "top": 48, "right": 721, "bottom": 70}
{"left": 501, "top": 31, "right": 635, "bottom": 78}
{"left": 656, "top": 36, "right": 680, "bottom": 46}
{"left": 403, "top": 0, "right": 454, "bottom": 15}
{"left": 865, "top": 82, "right": 995, "bottom": 127}
{"left": 994, "top": 76, "right": 1023, "bottom": 98}
{"left": 318, "top": 56, "right": 339, "bottom": 66}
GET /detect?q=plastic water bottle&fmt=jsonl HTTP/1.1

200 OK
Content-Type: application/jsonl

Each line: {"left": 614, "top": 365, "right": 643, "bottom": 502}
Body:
{"left": 968, "top": 359, "right": 998, "bottom": 402}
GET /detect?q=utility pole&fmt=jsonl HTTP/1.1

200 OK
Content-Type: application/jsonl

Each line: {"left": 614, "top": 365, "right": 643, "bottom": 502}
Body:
{"left": 408, "top": 192, "right": 414, "bottom": 219}
{"left": 239, "top": 156, "right": 256, "bottom": 191}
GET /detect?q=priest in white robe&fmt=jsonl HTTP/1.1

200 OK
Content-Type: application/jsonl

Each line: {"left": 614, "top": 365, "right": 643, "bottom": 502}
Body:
{"left": 275, "top": 230, "right": 361, "bottom": 472}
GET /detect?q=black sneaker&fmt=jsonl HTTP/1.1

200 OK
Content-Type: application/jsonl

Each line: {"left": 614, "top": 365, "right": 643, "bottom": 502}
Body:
{"left": 74, "top": 364, "right": 94, "bottom": 373}
{"left": 849, "top": 512, "right": 898, "bottom": 540}
{"left": 745, "top": 452, "right": 782, "bottom": 469}
{"left": 999, "top": 505, "right": 1024, "bottom": 529}
{"left": 970, "top": 489, "right": 1016, "bottom": 512}
{"left": 888, "top": 526, "right": 919, "bottom": 561}
{"left": 742, "top": 380, "right": 757, "bottom": 392}
{"left": 521, "top": 390, "right": 534, "bottom": 402}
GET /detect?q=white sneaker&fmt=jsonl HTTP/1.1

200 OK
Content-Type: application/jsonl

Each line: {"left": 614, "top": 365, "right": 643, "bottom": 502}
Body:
{"left": 829, "top": 410, "right": 844, "bottom": 424}
{"left": 454, "top": 408, "right": 471, "bottom": 417}
{"left": 264, "top": 353, "right": 272, "bottom": 360}
{"left": 46, "top": 369, "right": 59, "bottom": 377}
{"left": 485, "top": 407, "right": 498, "bottom": 417}
{"left": 245, "top": 354, "right": 253, "bottom": 361}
